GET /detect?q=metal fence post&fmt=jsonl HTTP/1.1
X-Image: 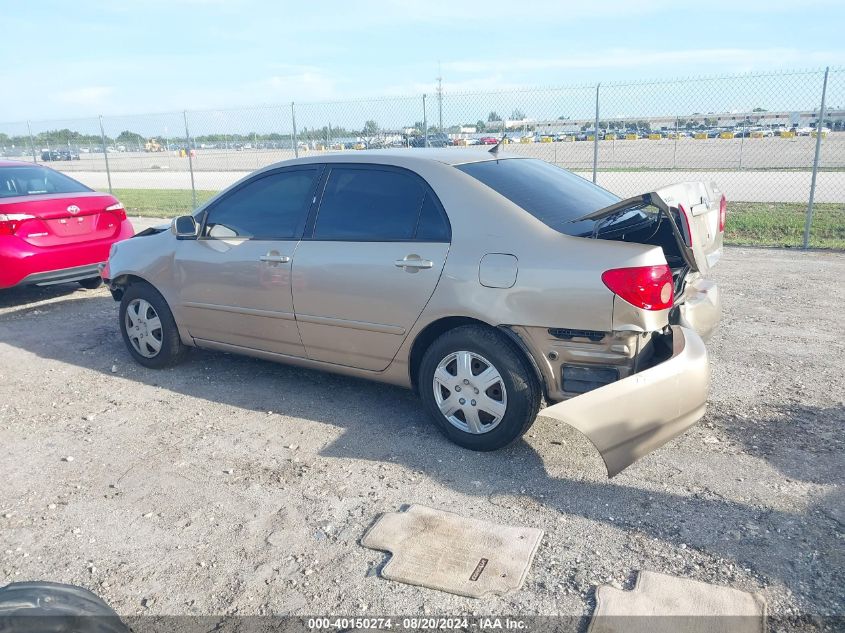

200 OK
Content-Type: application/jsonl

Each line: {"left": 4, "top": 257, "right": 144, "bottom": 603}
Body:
{"left": 592, "top": 83, "right": 600, "bottom": 183}
{"left": 98, "top": 116, "right": 113, "bottom": 194}
{"left": 803, "top": 66, "right": 829, "bottom": 249}
{"left": 291, "top": 102, "right": 299, "bottom": 158}
{"left": 183, "top": 111, "right": 197, "bottom": 210}
{"left": 672, "top": 116, "right": 679, "bottom": 169}
{"left": 26, "top": 121, "right": 37, "bottom": 163}
{"left": 423, "top": 94, "right": 428, "bottom": 147}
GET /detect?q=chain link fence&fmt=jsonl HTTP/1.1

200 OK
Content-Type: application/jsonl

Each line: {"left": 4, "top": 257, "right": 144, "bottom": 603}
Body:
{"left": 1, "top": 68, "right": 842, "bottom": 248}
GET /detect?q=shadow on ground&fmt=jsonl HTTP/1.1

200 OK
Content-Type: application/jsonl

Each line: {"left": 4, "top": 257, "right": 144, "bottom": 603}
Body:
{"left": 0, "top": 283, "right": 88, "bottom": 310}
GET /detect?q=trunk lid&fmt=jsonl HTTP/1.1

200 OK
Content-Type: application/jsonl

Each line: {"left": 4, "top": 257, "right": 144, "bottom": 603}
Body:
{"left": 573, "top": 181, "right": 723, "bottom": 274}
{"left": 0, "top": 191, "right": 124, "bottom": 247}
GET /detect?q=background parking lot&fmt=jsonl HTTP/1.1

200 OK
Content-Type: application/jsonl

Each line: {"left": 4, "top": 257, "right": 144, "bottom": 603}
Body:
{"left": 1, "top": 246, "right": 842, "bottom": 619}
{"left": 3, "top": 67, "right": 844, "bottom": 249}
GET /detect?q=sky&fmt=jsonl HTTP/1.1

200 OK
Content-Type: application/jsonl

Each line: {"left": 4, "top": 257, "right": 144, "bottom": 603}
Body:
{"left": 1, "top": 0, "right": 844, "bottom": 124}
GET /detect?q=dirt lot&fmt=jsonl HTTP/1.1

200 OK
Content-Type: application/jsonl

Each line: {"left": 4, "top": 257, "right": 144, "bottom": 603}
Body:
{"left": 0, "top": 247, "right": 843, "bottom": 621}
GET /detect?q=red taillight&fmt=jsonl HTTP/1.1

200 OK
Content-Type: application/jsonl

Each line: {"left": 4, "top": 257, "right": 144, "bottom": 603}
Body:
{"left": 718, "top": 194, "right": 726, "bottom": 232}
{"left": 105, "top": 201, "right": 126, "bottom": 221}
{"left": 0, "top": 213, "right": 34, "bottom": 236}
{"left": 602, "top": 265, "right": 674, "bottom": 311}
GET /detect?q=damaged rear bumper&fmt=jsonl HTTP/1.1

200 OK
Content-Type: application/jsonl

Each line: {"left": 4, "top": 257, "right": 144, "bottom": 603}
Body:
{"left": 539, "top": 325, "right": 709, "bottom": 477}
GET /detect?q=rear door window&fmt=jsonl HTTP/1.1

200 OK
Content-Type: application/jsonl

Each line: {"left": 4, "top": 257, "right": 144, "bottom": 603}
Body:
{"left": 313, "top": 167, "right": 440, "bottom": 241}
{"left": 203, "top": 168, "right": 319, "bottom": 239}
{"left": 415, "top": 193, "right": 451, "bottom": 242}
{"left": 456, "top": 158, "right": 620, "bottom": 236}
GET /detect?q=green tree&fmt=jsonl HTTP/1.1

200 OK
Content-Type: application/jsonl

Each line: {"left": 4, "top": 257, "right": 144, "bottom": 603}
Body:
{"left": 510, "top": 108, "right": 525, "bottom": 120}
{"left": 362, "top": 120, "right": 379, "bottom": 136}
{"left": 116, "top": 130, "right": 144, "bottom": 146}
{"left": 475, "top": 120, "right": 486, "bottom": 133}
{"left": 487, "top": 111, "right": 501, "bottom": 122}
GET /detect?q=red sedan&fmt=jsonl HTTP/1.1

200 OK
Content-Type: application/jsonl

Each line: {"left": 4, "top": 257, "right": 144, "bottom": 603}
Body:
{"left": 479, "top": 136, "right": 499, "bottom": 145}
{"left": 0, "top": 160, "right": 134, "bottom": 289}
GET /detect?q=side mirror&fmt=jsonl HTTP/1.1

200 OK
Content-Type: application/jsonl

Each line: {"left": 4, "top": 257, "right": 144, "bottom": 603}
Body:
{"left": 171, "top": 215, "right": 198, "bottom": 239}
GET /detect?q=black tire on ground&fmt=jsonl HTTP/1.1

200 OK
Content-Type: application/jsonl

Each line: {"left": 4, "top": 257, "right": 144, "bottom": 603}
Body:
{"left": 118, "top": 281, "right": 187, "bottom": 369}
{"left": 417, "top": 324, "right": 542, "bottom": 451}
{"left": 78, "top": 277, "right": 103, "bottom": 290}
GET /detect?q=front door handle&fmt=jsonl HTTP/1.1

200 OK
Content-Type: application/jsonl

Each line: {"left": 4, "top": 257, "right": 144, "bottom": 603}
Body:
{"left": 259, "top": 252, "right": 291, "bottom": 265}
{"left": 394, "top": 254, "right": 433, "bottom": 272}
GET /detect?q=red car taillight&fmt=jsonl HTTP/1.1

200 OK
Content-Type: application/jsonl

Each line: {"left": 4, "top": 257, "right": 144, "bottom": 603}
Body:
{"left": 719, "top": 194, "right": 727, "bottom": 232}
{"left": 105, "top": 201, "right": 127, "bottom": 221}
{"left": 0, "top": 213, "right": 34, "bottom": 236}
{"left": 602, "top": 265, "right": 674, "bottom": 311}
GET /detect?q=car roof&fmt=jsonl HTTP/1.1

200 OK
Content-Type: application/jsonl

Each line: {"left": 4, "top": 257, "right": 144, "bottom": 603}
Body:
{"left": 293, "top": 148, "right": 523, "bottom": 167}
{"left": 0, "top": 159, "right": 43, "bottom": 168}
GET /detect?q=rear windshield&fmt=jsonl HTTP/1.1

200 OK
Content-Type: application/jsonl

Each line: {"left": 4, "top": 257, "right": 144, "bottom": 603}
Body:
{"left": 0, "top": 166, "right": 91, "bottom": 199}
{"left": 456, "top": 158, "right": 620, "bottom": 236}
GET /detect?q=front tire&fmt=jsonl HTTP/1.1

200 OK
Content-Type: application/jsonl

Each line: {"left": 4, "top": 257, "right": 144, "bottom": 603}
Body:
{"left": 418, "top": 325, "right": 541, "bottom": 451}
{"left": 119, "top": 282, "right": 187, "bottom": 368}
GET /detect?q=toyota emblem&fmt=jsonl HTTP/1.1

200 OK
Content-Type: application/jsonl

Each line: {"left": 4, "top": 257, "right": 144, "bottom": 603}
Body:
{"left": 67, "top": 205, "right": 81, "bottom": 215}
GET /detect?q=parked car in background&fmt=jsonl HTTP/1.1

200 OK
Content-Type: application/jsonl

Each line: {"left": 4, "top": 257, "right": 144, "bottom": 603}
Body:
{"left": 0, "top": 160, "right": 134, "bottom": 290}
{"left": 40, "top": 149, "right": 79, "bottom": 162}
{"left": 479, "top": 137, "right": 499, "bottom": 145}
{"left": 104, "top": 149, "right": 724, "bottom": 477}
{"left": 410, "top": 133, "right": 450, "bottom": 148}
{"left": 576, "top": 130, "right": 599, "bottom": 141}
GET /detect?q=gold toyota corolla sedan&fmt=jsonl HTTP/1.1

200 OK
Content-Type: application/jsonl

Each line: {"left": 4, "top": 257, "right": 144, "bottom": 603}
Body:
{"left": 103, "top": 149, "right": 724, "bottom": 476}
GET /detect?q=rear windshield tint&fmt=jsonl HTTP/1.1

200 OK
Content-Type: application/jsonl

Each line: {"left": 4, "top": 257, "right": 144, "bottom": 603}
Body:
{"left": 456, "top": 158, "right": 619, "bottom": 236}
{"left": 0, "top": 166, "right": 91, "bottom": 198}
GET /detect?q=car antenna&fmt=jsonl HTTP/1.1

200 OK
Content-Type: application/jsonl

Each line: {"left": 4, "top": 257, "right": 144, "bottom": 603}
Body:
{"left": 489, "top": 133, "right": 508, "bottom": 156}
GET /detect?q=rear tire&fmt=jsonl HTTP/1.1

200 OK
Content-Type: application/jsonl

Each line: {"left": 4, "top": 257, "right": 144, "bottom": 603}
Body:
{"left": 119, "top": 282, "right": 187, "bottom": 369}
{"left": 78, "top": 277, "right": 102, "bottom": 290}
{"left": 418, "top": 325, "right": 541, "bottom": 451}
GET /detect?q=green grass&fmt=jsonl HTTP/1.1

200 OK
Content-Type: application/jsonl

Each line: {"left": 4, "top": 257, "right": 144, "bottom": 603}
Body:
{"left": 114, "top": 188, "right": 217, "bottom": 218}
{"left": 727, "top": 202, "right": 844, "bottom": 249}
{"left": 114, "top": 188, "right": 844, "bottom": 250}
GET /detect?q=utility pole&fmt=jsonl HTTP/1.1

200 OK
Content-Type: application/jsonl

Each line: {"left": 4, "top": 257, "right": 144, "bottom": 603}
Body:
{"left": 437, "top": 61, "right": 443, "bottom": 133}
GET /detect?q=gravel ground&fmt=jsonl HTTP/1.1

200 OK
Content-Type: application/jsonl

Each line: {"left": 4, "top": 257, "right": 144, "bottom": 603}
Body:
{"left": 0, "top": 246, "right": 843, "bottom": 622}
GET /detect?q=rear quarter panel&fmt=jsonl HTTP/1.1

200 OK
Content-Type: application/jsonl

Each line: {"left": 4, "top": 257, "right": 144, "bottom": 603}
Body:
{"left": 409, "top": 163, "right": 669, "bottom": 333}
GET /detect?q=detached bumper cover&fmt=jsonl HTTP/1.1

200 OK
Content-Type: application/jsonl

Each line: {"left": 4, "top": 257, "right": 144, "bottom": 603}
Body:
{"left": 540, "top": 325, "right": 709, "bottom": 477}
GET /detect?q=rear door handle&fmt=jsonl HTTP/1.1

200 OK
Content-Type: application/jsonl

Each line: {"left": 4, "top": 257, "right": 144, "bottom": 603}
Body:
{"left": 259, "top": 253, "right": 290, "bottom": 264}
{"left": 394, "top": 255, "right": 433, "bottom": 271}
